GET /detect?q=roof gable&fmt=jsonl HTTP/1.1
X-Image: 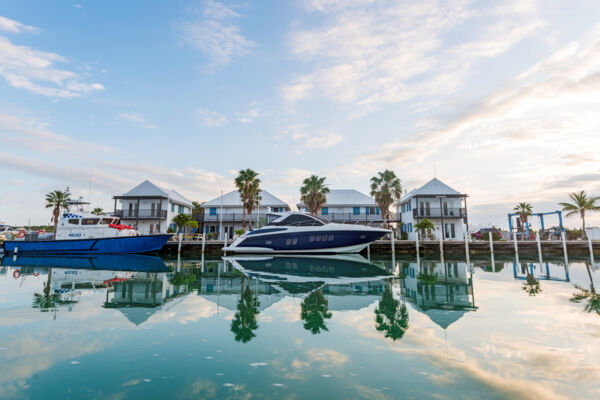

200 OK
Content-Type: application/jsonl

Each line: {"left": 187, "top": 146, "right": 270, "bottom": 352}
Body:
{"left": 122, "top": 180, "right": 169, "bottom": 198}
{"left": 202, "top": 190, "right": 289, "bottom": 208}
{"left": 297, "top": 189, "right": 376, "bottom": 207}
{"left": 120, "top": 180, "right": 192, "bottom": 207}
{"left": 401, "top": 178, "right": 463, "bottom": 201}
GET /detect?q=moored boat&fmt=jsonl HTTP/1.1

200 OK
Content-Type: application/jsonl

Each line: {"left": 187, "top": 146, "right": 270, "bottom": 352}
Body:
{"left": 2, "top": 211, "right": 171, "bottom": 255}
{"left": 223, "top": 211, "right": 388, "bottom": 254}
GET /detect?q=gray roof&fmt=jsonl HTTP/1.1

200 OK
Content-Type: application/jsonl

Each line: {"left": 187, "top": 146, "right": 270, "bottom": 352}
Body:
{"left": 297, "top": 189, "right": 376, "bottom": 208}
{"left": 120, "top": 180, "right": 193, "bottom": 207}
{"left": 400, "top": 178, "right": 464, "bottom": 202}
{"left": 202, "top": 190, "right": 289, "bottom": 208}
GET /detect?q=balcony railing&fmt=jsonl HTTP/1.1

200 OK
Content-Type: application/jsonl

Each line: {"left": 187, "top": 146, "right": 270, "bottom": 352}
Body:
{"left": 413, "top": 208, "right": 466, "bottom": 219}
{"left": 115, "top": 209, "right": 167, "bottom": 220}
{"left": 203, "top": 213, "right": 397, "bottom": 223}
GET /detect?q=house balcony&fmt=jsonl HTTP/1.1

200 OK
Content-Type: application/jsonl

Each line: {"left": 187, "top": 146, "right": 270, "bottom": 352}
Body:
{"left": 115, "top": 209, "right": 167, "bottom": 220}
{"left": 413, "top": 208, "right": 466, "bottom": 219}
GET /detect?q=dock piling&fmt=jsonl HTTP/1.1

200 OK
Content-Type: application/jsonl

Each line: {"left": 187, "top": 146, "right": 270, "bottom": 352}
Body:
{"left": 464, "top": 230, "right": 470, "bottom": 265}
{"left": 367, "top": 244, "right": 370, "bottom": 261}
{"left": 416, "top": 233, "right": 420, "bottom": 265}
{"left": 588, "top": 235, "right": 595, "bottom": 264}
{"left": 512, "top": 232, "right": 518, "bottom": 257}
{"left": 177, "top": 232, "right": 182, "bottom": 254}
{"left": 439, "top": 233, "right": 444, "bottom": 263}
{"left": 391, "top": 230, "right": 396, "bottom": 268}
{"left": 561, "top": 231, "right": 569, "bottom": 265}
{"left": 536, "top": 231, "right": 543, "bottom": 265}
{"left": 201, "top": 232, "right": 206, "bottom": 254}
{"left": 489, "top": 232, "right": 494, "bottom": 256}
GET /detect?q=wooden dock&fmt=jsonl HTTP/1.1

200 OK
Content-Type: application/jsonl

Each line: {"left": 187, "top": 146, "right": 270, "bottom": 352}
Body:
{"left": 161, "top": 239, "right": 599, "bottom": 258}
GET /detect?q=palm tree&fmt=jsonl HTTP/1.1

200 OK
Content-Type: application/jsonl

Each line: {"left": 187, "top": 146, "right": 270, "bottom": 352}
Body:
{"left": 414, "top": 218, "right": 435, "bottom": 240}
{"left": 559, "top": 191, "right": 600, "bottom": 239}
{"left": 375, "top": 282, "right": 409, "bottom": 340}
{"left": 570, "top": 263, "right": 600, "bottom": 315}
{"left": 91, "top": 207, "right": 104, "bottom": 216}
{"left": 370, "top": 170, "right": 402, "bottom": 228}
{"left": 300, "top": 175, "right": 329, "bottom": 216}
{"left": 235, "top": 169, "right": 261, "bottom": 231}
{"left": 300, "top": 289, "right": 332, "bottom": 334}
{"left": 45, "top": 189, "right": 71, "bottom": 239}
{"left": 230, "top": 278, "right": 260, "bottom": 343}
{"left": 172, "top": 213, "right": 199, "bottom": 234}
{"left": 513, "top": 202, "right": 533, "bottom": 232}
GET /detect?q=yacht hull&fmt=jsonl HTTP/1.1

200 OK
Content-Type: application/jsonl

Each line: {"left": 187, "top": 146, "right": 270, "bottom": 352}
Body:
{"left": 223, "top": 228, "right": 386, "bottom": 254}
{"left": 2, "top": 234, "right": 172, "bottom": 255}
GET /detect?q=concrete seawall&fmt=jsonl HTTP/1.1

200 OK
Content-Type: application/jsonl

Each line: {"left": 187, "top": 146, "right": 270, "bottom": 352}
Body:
{"left": 160, "top": 239, "right": 599, "bottom": 258}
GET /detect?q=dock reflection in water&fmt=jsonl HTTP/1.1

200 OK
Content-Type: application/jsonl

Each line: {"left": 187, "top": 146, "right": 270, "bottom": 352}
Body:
{"left": 0, "top": 254, "right": 599, "bottom": 399}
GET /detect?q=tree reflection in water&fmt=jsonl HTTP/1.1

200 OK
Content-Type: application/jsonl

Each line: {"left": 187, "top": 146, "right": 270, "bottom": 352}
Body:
{"left": 231, "top": 277, "right": 260, "bottom": 343}
{"left": 570, "top": 263, "right": 600, "bottom": 315}
{"left": 32, "top": 269, "right": 76, "bottom": 314}
{"left": 375, "top": 282, "right": 409, "bottom": 341}
{"left": 522, "top": 273, "right": 542, "bottom": 296}
{"left": 300, "top": 289, "right": 332, "bottom": 334}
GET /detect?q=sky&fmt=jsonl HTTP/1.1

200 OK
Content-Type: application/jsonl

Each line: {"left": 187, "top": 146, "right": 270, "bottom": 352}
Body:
{"left": 1, "top": 0, "right": 600, "bottom": 229}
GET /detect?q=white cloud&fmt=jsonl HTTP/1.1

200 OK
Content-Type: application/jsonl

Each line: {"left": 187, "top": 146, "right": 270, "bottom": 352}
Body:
{"left": 0, "top": 16, "right": 38, "bottom": 34}
{"left": 282, "top": 125, "right": 343, "bottom": 148}
{"left": 283, "top": 0, "right": 544, "bottom": 116}
{"left": 117, "top": 111, "right": 157, "bottom": 129}
{"left": 0, "top": 34, "right": 104, "bottom": 98}
{"left": 196, "top": 107, "right": 227, "bottom": 127}
{"left": 235, "top": 102, "right": 261, "bottom": 123}
{"left": 180, "top": 0, "right": 255, "bottom": 68}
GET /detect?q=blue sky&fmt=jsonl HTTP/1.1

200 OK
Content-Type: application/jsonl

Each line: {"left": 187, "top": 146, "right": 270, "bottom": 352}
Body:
{"left": 2, "top": 0, "right": 600, "bottom": 229}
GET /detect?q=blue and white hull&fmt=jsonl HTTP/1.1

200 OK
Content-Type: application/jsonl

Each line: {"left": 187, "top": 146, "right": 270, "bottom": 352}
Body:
{"left": 224, "top": 225, "right": 388, "bottom": 254}
{"left": 2, "top": 234, "right": 172, "bottom": 255}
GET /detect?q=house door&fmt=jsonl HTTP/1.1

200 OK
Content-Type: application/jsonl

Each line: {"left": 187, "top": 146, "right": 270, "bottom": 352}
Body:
{"left": 425, "top": 202, "right": 430, "bottom": 216}
{"left": 443, "top": 201, "right": 448, "bottom": 216}
{"left": 450, "top": 223, "right": 455, "bottom": 238}
{"left": 419, "top": 202, "right": 424, "bottom": 216}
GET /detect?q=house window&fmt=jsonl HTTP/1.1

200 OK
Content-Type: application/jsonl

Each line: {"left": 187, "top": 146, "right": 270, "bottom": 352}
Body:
{"left": 209, "top": 208, "right": 217, "bottom": 216}
{"left": 178, "top": 205, "right": 183, "bottom": 213}
{"left": 409, "top": 223, "right": 412, "bottom": 232}
{"left": 171, "top": 203, "right": 175, "bottom": 212}
{"left": 376, "top": 207, "right": 380, "bottom": 215}
{"left": 353, "top": 207, "right": 360, "bottom": 215}
{"left": 321, "top": 207, "right": 329, "bottom": 215}
{"left": 128, "top": 203, "right": 133, "bottom": 217}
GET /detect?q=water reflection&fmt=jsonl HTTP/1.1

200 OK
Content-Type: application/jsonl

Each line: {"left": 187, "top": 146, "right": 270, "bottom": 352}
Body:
{"left": 1, "top": 253, "right": 600, "bottom": 399}
{"left": 402, "top": 261, "right": 477, "bottom": 330}
{"left": 375, "top": 282, "right": 409, "bottom": 340}
{"left": 571, "top": 263, "right": 600, "bottom": 315}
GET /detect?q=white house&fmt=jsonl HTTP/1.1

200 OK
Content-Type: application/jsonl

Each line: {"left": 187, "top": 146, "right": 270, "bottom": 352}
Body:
{"left": 113, "top": 180, "right": 193, "bottom": 235}
{"left": 202, "top": 190, "right": 290, "bottom": 239}
{"left": 396, "top": 178, "right": 468, "bottom": 241}
{"left": 296, "top": 189, "right": 388, "bottom": 224}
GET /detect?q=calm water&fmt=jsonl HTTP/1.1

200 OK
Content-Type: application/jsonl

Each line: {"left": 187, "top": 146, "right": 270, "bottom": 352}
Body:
{"left": 0, "top": 254, "right": 599, "bottom": 399}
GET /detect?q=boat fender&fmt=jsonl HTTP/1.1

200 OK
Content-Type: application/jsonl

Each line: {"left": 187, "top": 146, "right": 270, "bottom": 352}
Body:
{"left": 17, "top": 229, "right": 26, "bottom": 238}
{"left": 13, "top": 270, "right": 20, "bottom": 279}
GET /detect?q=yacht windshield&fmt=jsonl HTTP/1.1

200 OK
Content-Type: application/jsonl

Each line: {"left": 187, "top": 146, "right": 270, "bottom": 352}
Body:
{"left": 268, "top": 214, "right": 324, "bottom": 227}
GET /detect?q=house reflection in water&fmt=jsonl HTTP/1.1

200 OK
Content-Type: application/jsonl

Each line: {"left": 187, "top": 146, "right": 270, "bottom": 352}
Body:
{"left": 401, "top": 261, "right": 477, "bottom": 330}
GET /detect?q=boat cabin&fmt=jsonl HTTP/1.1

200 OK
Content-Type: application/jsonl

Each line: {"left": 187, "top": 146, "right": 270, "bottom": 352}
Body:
{"left": 265, "top": 212, "right": 326, "bottom": 227}
{"left": 56, "top": 212, "right": 137, "bottom": 240}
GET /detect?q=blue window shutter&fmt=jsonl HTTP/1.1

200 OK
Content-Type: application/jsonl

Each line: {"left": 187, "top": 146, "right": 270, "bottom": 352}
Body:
{"left": 353, "top": 207, "right": 360, "bottom": 215}
{"left": 171, "top": 203, "right": 175, "bottom": 212}
{"left": 210, "top": 208, "right": 217, "bottom": 216}
{"left": 322, "top": 207, "right": 328, "bottom": 215}
{"left": 376, "top": 207, "right": 380, "bottom": 215}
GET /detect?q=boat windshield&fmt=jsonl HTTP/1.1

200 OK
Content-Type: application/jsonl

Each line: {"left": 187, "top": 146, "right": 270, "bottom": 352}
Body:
{"left": 267, "top": 213, "right": 325, "bottom": 227}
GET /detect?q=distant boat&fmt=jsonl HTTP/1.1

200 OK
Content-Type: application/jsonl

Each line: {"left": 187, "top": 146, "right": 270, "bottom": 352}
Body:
{"left": 223, "top": 212, "right": 388, "bottom": 254}
{"left": 2, "top": 209, "right": 171, "bottom": 255}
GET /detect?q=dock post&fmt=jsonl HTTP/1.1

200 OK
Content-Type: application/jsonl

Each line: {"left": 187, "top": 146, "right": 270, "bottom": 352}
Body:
{"left": 512, "top": 231, "right": 518, "bottom": 257}
{"left": 224, "top": 235, "right": 228, "bottom": 255}
{"left": 201, "top": 231, "right": 206, "bottom": 255}
{"left": 588, "top": 235, "right": 595, "bottom": 264}
{"left": 178, "top": 232, "right": 182, "bottom": 254}
{"left": 536, "top": 230, "right": 543, "bottom": 266}
{"left": 489, "top": 232, "right": 494, "bottom": 257}
{"left": 367, "top": 244, "right": 370, "bottom": 261}
{"left": 561, "top": 231, "right": 569, "bottom": 265}
{"left": 464, "top": 230, "right": 470, "bottom": 265}
{"left": 439, "top": 232, "right": 444, "bottom": 263}
{"left": 416, "top": 233, "right": 420, "bottom": 265}
{"left": 391, "top": 231, "right": 396, "bottom": 271}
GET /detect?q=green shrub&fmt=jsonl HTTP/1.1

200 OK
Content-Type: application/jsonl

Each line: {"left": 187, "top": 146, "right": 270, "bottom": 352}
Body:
{"left": 167, "top": 227, "right": 175, "bottom": 233}
{"left": 235, "top": 229, "right": 245, "bottom": 236}
{"left": 483, "top": 231, "right": 501, "bottom": 241}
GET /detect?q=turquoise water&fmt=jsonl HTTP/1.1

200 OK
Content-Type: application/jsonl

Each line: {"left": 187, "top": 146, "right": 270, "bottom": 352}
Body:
{"left": 0, "top": 254, "right": 599, "bottom": 399}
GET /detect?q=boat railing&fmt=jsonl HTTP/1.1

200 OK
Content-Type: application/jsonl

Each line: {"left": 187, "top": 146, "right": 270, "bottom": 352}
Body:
{"left": 114, "top": 209, "right": 168, "bottom": 219}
